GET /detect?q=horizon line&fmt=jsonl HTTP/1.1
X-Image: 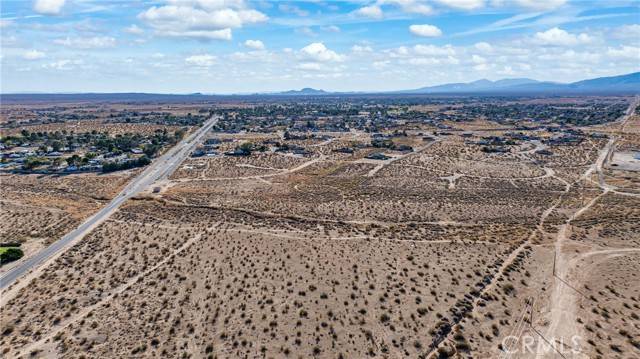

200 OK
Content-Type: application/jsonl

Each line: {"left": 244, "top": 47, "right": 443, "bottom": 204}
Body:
{"left": 1, "top": 71, "right": 637, "bottom": 96}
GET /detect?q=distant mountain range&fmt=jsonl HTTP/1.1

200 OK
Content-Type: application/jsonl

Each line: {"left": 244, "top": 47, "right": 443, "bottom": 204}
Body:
{"left": 2, "top": 73, "right": 638, "bottom": 103}
{"left": 275, "top": 87, "right": 330, "bottom": 95}
{"left": 271, "top": 72, "right": 640, "bottom": 95}
{"left": 398, "top": 78, "right": 540, "bottom": 93}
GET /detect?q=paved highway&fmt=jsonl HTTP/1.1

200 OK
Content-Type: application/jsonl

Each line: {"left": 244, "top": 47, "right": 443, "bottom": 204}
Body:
{"left": 0, "top": 115, "right": 219, "bottom": 291}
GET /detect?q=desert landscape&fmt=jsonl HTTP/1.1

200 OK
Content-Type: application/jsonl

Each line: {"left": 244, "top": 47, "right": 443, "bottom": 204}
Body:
{"left": 3, "top": 0, "right": 639, "bottom": 357}
{"left": 1, "top": 102, "right": 207, "bottom": 273}
{"left": 1, "top": 94, "right": 638, "bottom": 359}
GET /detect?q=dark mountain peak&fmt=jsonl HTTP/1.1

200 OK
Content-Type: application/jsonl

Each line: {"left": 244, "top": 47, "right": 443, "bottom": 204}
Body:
{"left": 301, "top": 87, "right": 323, "bottom": 92}
{"left": 470, "top": 79, "right": 492, "bottom": 85}
{"left": 569, "top": 72, "right": 640, "bottom": 88}
{"left": 400, "top": 72, "right": 639, "bottom": 94}
{"left": 277, "top": 88, "right": 328, "bottom": 95}
{"left": 493, "top": 78, "right": 540, "bottom": 86}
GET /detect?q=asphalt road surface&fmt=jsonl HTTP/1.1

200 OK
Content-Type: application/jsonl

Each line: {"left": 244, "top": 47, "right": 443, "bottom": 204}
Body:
{"left": 0, "top": 115, "right": 220, "bottom": 290}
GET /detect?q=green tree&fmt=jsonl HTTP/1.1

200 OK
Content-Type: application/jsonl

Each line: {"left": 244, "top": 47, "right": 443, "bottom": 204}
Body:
{"left": 51, "top": 140, "right": 62, "bottom": 152}
{"left": 52, "top": 157, "right": 64, "bottom": 167}
{"left": 66, "top": 154, "right": 81, "bottom": 166}
{"left": 143, "top": 144, "right": 161, "bottom": 157}
{"left": 23, "top": 157, "right": 47, "bottom": 170}
{"left": 238, "top": 142, "right": 253, "bottom": 154}
{"left": 1, "top": 248, "right": 24, "bottom": 265}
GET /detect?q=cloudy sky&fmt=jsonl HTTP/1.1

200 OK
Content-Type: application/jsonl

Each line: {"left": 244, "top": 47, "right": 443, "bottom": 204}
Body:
{"left": 1, "top": 0, "right": 639, "bottom": 93}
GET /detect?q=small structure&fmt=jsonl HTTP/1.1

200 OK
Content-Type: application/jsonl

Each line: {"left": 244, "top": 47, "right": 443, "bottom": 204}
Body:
{"left": 205, "top": 138, "right": 221, "bottom": 145}
{"left": 482, "top": 146, "right": 509, "bottom": 153}
{"left": 191, "top": 149, "right": 205, "bottom": 157}
{"left": 225, "top": 148, "right": 250, "bottom": 156}
{"left": 395, "top": 144, "right": 413, "bottom": 153}
{"left": 366, "top": 152, "right": 390, "bottom": 160}
{"left": 291, "top": 148, "right": 308, "bottom": 156}
{"left": 334, "top": 147, "right": 354, "bottom": 154}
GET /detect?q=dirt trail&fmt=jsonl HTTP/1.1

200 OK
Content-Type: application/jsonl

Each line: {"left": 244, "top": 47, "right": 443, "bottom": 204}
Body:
{"left": 619, "top": 96, "right": 639, "bottom": 133}
{"left": 578, "top": 247, "right": 640, "bottom": 259}
{"left": 541, "top": 210, "right": 640, "bottom": 358}
{"left": 399, "top": 163, "right": 552, "bottom": 181}
{"left": 537, "top": 135, "right": 619, "bottom": 358}
{"left": 529, "top": 99, "right": 640, "bottom": 356}
{"left": 441, "top": 173, "right": 463, "bottom": 189}
{"left": 541, "top": 224, "right": 584, "bottom": 358}
{"left": 427, "top": 176, "right": 568, "bottom": 358}
{"left": 365, "top": 138, "right": 441, "bottom": 178}
{"left": 159, "top": 198, "right": 475, "bottom": 228}
{"left": 172, "top": 155, "right": 323, "bottom": 183}
{"left": 517, "top": 140, "right": 547, "bottom": 155}
{"left": 477, "top": 138, "right": 615, "bottom": 359}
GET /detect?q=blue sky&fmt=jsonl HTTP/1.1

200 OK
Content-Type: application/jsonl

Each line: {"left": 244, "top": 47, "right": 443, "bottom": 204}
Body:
{"left": 1, "top": 0, "right": 639, "bottom": 93}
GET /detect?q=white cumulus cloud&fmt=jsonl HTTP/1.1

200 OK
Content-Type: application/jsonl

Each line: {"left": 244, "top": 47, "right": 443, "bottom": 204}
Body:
{"left": 53, "top": 36, "right": 116, "bottom": 49}
{"left": 533, "top": 27, "right": 592, "bottom": 46}
{"left": 185, "top": 54, "right": 217, "bottom": 67}
{"left": 355, "top": 0, "right": 433, "bottom": 18}
{"left": 351, "top": 45, "right": 373, "bottom": 53}
{"left": 408, "top": 57, "right": 441, "bottom": 66}
{"left": 606, "top": 46, "right": 640, "bottom": 61}
{"left": 299, "top": 43, "right": 344, "bottom": 62}
{"left": 355, "top": 5, "right": 383, "bottom": 19}
{"left": 372, "top": 60, "right": 389, "bottom": 69}
{"left": 383, "top": 0, "right": 433, "bottom": 15}
{"left": 474, "top": 42, "right": 493, "bottom": 53}
{"left": 296, "top": 62, "right": 323, "bottom": 71}
{"left": 244, "top": 39, "right": 265, "bottom": 50}
{"left": 43, "top": 59, "right": 83, "bottom": 70}
{"left": 413, "top": 44, "right": 455, "bottom": 56}
{"left": 138, "top": 0, "right": 267, "bottom": 41}
{"left": 471, "top": 54, "right": 486, "bottom": 64}
{"left": 612, "top": 24, "right": 640, "bottom": 40}
{"left": 34, "top": 0, "right": 65, "bottom": 15}
{"left": 409, "top": 24, "right": 442, "bottom": 37}
{"left": 433, "top": 0, "right": 485, "bottom": 10}
{"left": 125, "top": 24, "right": 145, "bottom": 35}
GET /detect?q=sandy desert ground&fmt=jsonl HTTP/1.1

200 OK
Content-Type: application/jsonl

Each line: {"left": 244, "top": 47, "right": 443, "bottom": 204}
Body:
{"left": 0, "top": 171, "right": 138, "bottom": 274}
{"left": 1, "top": 99, "right": 639, "bottom": 359}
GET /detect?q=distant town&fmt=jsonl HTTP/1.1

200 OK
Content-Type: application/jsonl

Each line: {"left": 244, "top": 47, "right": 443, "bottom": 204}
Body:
{"left": 1, "top": 96, "right": 629, "bottom": 174}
